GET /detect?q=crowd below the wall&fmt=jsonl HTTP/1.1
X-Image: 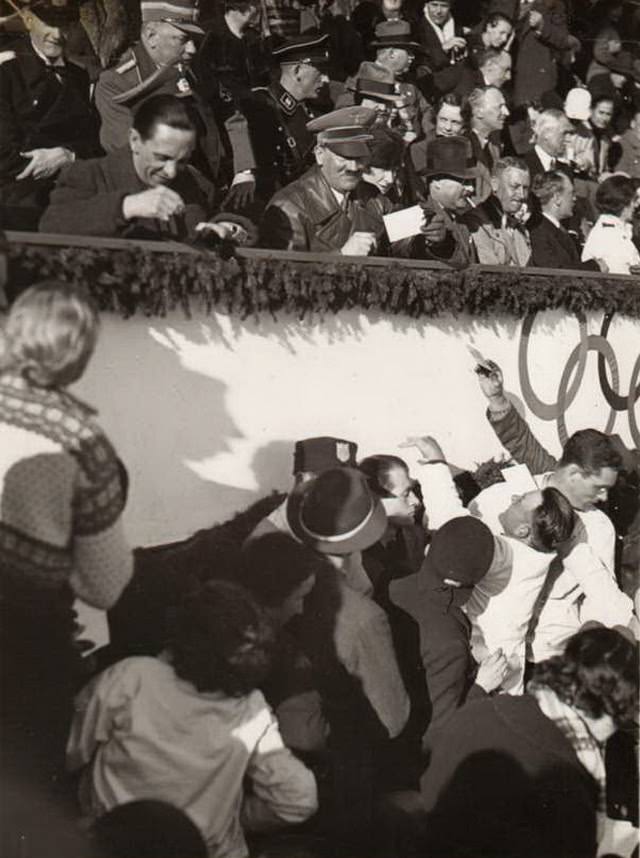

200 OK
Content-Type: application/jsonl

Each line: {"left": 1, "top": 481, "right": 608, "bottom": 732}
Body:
{"left": 1, "top": 0, "right": 640, "bottom": 273}
{"left": 0, "top": 280, "right": 639, "bottom": 858}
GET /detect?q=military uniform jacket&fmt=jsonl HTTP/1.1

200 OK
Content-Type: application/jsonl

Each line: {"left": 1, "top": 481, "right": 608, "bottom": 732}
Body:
{"left": 95, "top": 43, "right": 254, "bottom": 180}
{"left": 241, "top": 82, "right": 316, "bottom": 197}
{"left": 260, "top": 164, "right": 389, "bottom": 252}
{"left": 0, "top": 39, "right": 100, "bottom": 183}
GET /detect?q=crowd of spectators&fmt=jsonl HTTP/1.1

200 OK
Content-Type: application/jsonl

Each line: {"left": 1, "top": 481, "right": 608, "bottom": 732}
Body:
{"left": 0, "top": 280, "right": 638, "bottom": 857}
{"left": 1, "top": 0, "right": 640, "bottom": 272}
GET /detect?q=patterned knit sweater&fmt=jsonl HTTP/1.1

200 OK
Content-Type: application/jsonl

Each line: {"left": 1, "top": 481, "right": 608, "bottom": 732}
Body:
{"left": 0, "top": 373, "right": 132, "bottom": 609}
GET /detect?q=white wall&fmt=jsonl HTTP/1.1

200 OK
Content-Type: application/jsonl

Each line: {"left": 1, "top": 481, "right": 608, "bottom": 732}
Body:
{"left": 73, "top": 308, "right": 640, "bottom": 547}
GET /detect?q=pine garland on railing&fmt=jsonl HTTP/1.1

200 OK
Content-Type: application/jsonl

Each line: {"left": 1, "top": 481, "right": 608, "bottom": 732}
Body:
{"left": 7, "top": 242, "right": 640, "bottom": 319}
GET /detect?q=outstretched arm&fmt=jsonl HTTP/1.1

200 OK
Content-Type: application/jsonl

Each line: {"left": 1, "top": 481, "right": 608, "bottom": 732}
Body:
{"left": 476, "top": 360, "right": 558, "bottom": 475}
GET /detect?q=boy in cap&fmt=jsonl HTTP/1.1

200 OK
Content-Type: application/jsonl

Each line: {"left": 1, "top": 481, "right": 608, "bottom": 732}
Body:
{"left": 0, "top": 0, "right": 101, "bottom": 228}
{"left": 94, "top": 0, "right": 256, "bottom": 198}
{"left": 240, "top": 34, "right": 332, "bottom": 207}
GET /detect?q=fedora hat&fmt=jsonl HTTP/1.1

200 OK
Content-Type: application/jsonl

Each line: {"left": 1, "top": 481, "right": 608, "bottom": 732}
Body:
{"left": 287, "top": 467, "right": 387, "bottom": 555}
{"left": 425, "top": 136, "right": 476, "bottom": 180}
{"left": 347, "top": 61, "right": 412, "bottom": 105}
{"left": 370, "top": 20, "right": 423, "bottom": 52}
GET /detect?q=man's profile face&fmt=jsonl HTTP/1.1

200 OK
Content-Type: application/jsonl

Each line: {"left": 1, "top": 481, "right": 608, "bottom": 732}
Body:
{"left": 296, "top": 63, "right": 329, "bottom": 100}
{"left": 493, "top": 167, "right": 530, "bottom": 213}
{"left": 316, "top": 145, "right": 367, "bottom": 192}
{"left": 436, "top": 103, "right": 463, "bottom": 136}
{"left": 484, "top": 54, "right": 511, "bottom": 88}
{"left": 147, "top": 22, "right": 196, "bottom": 67}
{"left": 130, "top": 123, "right": 195, "bottom": 187}
{"left": 430, "top": 175, "right": 472, "bottom": 213}
{"left": 569, "top": 466, "right": 618, "bottom": 511}
{"left": 554, "top": 175, "right": 575, "bottom": 219}
{"left": 540, "top": 118, "right": 574, "bottom": 157}
{"left": 27, "top": 13, "right": 69, "bottom": 60}
{"left": 477, "top": 89, "right": 509, "bottom": 132}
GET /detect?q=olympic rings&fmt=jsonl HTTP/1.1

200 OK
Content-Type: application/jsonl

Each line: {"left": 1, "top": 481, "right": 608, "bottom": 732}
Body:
{"left": 519, "top": 311, "right": 589, "bottom": 421}
{"left": 627, "top": 354, "right": 640, "bottom": 450}
{"left": 597, "top": 313, "right": 640, "bottom": 412}
{"left": 556, "top": 335, "right": 618, "bottom": 446}
{"left": 519, "top": 311, "right": 640, "bottom": 449}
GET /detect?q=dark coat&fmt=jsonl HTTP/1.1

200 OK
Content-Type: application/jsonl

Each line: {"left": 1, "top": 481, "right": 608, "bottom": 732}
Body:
{"left": 419, "top": 695, "right": 599, "bottom": 858}
{"left": 529, "top": 213, "right": 582, "bottom": 268}
{"left": 389, "top": 565, "right": 487, "bottom": 751}
{"left": 413, "top": 15, "right": 467, "bottom": 73}
{"left": 39, "top": 147, "right": 215, "bottom": 240}
{"left": 241, "top": 82, "right": 317, "bottom": 202}
{"left": 513, "top": 0, "right": 570, "bottom": 107}
{"left": 260, "top": 164, "right": 390, "bottom": 252}
{"left": 0, "top": 40, "right": 100, "bottom": 223}
{"left": 409, "top": 198, "right": 476, "bottom": 268}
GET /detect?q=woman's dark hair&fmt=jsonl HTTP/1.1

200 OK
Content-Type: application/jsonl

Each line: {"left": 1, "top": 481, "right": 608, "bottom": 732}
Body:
{"left": 240, "top": 532, "right": 325, "bottom": 608}
{"left": 531, "top": 486, "right": 576, "bottom": 553}
{"left": 132, "top": 94, "right": 196, "bottom": 141}
{"left": 595, "top": 175, "right": 637, "bottom": 217}
{"left": 531, "top": 626, "right": 639, "bottom": 727}
{"left": 171, "top": 580, "right": 274, "bottom": 695}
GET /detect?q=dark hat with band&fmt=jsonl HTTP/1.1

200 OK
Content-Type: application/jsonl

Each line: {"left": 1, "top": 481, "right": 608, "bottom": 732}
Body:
{"left": 307, "top": 106, "right": 376, "bottom": 158}
{"left": 425, "top": 135, "right": 477, "bottom": 180}
{"left": 272, "top": 32, "right": 330, "bottom": 66}
{"left": 370, "top": 20, "right": 423, "bottom": 52}
{"left": 287, "top": 467, "right": 387, "bottom": 555}
{"left": 347, "top": 61, "right": 412, "bottom": 105}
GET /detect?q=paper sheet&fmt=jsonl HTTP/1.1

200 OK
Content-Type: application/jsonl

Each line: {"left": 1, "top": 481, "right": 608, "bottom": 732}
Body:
{"left": 383, "top": 205, "right": 424, "bottom": 242}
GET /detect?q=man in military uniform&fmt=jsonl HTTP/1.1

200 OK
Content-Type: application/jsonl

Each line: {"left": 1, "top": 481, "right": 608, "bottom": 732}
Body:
{"left": 240, "top": 33, "right": 331, "bottom": 209}
{"left": 94, "top": 0, "right": 255, "bottom": 204}
{"left": 0, "top": 0, "right": 101, "bottom": 229}
{"left": 259, "top": 105, "right": 394, "bottom": 253}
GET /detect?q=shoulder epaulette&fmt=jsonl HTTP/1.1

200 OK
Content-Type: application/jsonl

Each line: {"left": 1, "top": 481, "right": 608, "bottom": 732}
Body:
{"left": 115, "top": 56, "right": 137, "bottom": 74}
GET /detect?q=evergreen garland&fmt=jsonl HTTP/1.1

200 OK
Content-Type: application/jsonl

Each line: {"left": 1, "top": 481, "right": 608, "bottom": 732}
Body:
{"left": 8, "top": 242, "right": 640, "bottom": 319}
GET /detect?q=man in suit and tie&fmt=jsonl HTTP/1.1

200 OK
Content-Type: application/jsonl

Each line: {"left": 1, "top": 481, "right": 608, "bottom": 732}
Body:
{"left": 529, "top": 169, "right": 581, "bottom": 268}
{"left": 523, "top": 108, "right": 575, "bottom": 181}
{"left": 467, "top": 85, "right": 509, "bottom": 202}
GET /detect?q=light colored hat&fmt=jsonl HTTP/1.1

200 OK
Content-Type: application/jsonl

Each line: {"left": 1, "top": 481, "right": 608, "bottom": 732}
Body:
{"left": 564, "top": 87, "right": 591, "bottom": 121}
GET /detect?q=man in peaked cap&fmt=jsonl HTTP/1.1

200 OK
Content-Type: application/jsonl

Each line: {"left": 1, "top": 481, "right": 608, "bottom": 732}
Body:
{"left": 94, "top": 0, "right": 256, "bottom": 195}
{"left": 0, "top": 0, "right": 101, "bottom": 229}
{"left": 259, "top": 104, "right": 400, "bottom": 253}
{"left": 239, "top": 33, "right": 331, "bottom": 209}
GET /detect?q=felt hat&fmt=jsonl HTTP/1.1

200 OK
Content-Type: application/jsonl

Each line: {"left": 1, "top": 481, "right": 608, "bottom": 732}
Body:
{"left": 564, "top": 87, "right": 591, "bottom": 121}
{"left": 423, "top": 516, "right": 495, "bottom": 588}
{"left": 347, "top": 61, "right": 412, "bottom": 105}
{"left": 604, "top": 54, "right": 640, "bottom": 83}
{"left": 425, "top": 135, "right": 476, "bottom": 180}
{"left": 30, "top": 0, "right": 79, "bottom": 26}
{"left": 272, "top": 32, "right": 330, "bottom": 66}
{"left": 370, "top": 20, "right": 423, "bottom": 52}
{"left": 307, "top": 106, "right": 376, "bottom": 158}
{"left": 293, "top": 437, "right": 358, "bottom": 475}
{"left": 287, "top": 467, "right": 387, "bottom": 554}
{"left": 140, "top": 0, "right": 204, "bottom": 35}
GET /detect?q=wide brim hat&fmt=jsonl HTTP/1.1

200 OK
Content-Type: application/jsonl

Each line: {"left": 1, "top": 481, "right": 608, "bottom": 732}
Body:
{"left": 370, "top": 20, "right": 424, "bottom": 52}
{"left": 347, "top": 61, "right": 411, "bottom": 104}
{"left": 140, "top": 0, "right": 204, "bottom": 35}
{"left": 425, "top": 135, "right": 477, "bottom": 181}
{"left": 286, "top": 467, "right": 387, "bottom": 555}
